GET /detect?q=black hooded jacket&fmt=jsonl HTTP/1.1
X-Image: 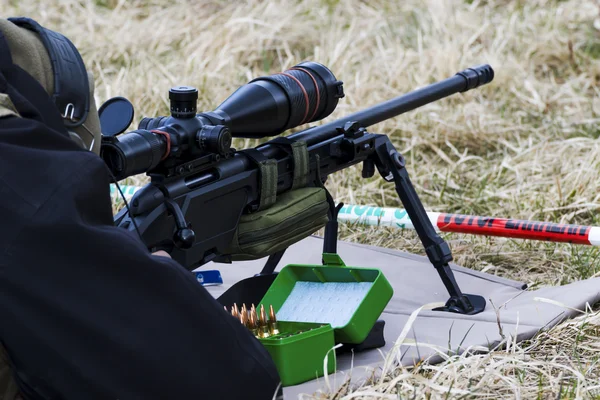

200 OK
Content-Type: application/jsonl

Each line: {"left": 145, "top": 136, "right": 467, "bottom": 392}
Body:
{"left": 0, "top": 29, "right": 280, "bottom": 400}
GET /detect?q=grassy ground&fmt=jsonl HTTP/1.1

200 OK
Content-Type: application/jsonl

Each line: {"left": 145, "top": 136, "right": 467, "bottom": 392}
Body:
{"left": 4, "top": 0, "right": 600, "bottom": 398}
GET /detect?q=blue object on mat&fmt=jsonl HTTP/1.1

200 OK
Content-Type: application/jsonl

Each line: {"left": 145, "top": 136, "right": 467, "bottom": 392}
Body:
{"left": 195, "top": 270, "right": 223, "bottom": 286}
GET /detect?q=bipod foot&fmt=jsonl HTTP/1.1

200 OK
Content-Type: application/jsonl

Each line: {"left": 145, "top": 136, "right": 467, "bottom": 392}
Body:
{"left": 433, "top": 294, "right": 486, "bottom": 315}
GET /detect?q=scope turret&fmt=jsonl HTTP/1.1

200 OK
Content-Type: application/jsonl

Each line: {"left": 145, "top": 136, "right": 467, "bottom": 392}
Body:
{"left": 169, "top": 86, "right": 198, "bottom": 119}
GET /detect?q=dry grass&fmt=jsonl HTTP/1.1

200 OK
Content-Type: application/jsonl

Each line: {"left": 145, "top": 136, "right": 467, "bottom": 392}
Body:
{"left": 307, "top": 306, "right": 600, "bottom": 399}
{"left": 4, "top": 0, "right": 600, "bottom": 398}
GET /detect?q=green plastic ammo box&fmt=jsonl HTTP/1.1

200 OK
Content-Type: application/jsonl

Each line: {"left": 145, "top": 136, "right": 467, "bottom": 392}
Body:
{"left": 257, "top": 253, "right": 393, "bottom": 387}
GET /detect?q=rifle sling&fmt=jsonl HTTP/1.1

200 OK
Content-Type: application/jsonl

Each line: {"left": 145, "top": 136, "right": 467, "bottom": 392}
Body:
{"left": 240, "top": 148, "right": 277, "bottom": 211}
{"left": 266, "top": 137, "right": 309, "bottom": 190}
{"left": 241, "top": 137, "right": 309, "bottom": 211}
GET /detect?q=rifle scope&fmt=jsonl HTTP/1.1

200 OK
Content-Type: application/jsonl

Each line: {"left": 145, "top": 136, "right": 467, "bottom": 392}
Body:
{"left": 100, "top": 62, "right": 344, "bottom": 180}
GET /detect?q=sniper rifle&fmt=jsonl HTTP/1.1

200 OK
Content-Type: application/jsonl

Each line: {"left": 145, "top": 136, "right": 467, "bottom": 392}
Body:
{"left": 99, "top": 62, "right": 494, "bottom": 315}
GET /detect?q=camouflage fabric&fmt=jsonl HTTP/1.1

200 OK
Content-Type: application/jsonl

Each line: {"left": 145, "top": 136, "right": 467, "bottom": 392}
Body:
{"left": 226, "top": 187, "right": 330, "bottom": 260}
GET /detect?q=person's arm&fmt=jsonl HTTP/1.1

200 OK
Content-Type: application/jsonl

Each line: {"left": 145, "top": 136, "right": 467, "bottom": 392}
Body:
{"left": 0, "top": 114, "right": 281, "bottom": 399}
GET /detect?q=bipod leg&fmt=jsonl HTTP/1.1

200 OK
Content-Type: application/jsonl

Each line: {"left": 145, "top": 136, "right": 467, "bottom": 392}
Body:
{"left": 372, "top": 137, "right": 485, "bottom": 315}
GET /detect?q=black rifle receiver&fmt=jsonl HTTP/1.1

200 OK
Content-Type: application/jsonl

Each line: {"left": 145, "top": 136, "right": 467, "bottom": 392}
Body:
{"left": 100, "top": 63, "right": 494, "bottom": 315}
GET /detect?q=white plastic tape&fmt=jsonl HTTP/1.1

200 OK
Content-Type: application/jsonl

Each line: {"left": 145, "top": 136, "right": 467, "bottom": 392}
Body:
{"left": 337, "top": 204, "right": 440, "bottom": 232}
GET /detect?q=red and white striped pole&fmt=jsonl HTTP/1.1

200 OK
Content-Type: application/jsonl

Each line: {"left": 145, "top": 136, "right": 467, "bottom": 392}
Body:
{"left": 336, "top": 205, "right": 600, "bottom": 247}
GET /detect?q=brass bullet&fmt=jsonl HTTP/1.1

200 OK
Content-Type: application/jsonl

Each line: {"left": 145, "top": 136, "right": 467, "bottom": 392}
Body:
{"left": 255, "top": 304, "right": 268, "bottom": 337}
{"left": 232, "top": 304, "right": 239, "bottom": 318}
{"left": 268, "top": 304, "right": 276, "bottom": 321}
{"left": 259, "top": 304, "right": 267, "bottom": 327}
{"left": 251, "top": 306, "right": 259, "bottom": 327}
{"left": 268, "top": 305, "right": 280, "bottom": 335}
{"left": 260, "top": 324, "right": 271, "bottom": 338}
{"left": 239, "top": 309, "right": 247, "bottom": 327}
{"left": 242, "top": 303, "right": 248, "bottom": 318}
{"left": 249, "top": 311, "right": 260, "bottom": 338}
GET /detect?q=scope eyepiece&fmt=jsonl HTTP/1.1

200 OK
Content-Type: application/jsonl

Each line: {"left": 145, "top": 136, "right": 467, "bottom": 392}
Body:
{"left": 101, "top": 129, "right": 167, "bottom": 181}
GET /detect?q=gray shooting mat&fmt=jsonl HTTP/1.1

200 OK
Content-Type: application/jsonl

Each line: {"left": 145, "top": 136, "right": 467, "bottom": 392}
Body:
{"left": 202, "top": 236, "right": 600, "bottom": 399}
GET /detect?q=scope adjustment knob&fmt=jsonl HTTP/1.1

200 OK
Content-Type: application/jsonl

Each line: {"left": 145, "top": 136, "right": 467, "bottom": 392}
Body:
{"left": 169, "top": 86, "right": 198, "bottom": 119}
{"left": 197, "top": 125, "right": 232, "bottom": 156}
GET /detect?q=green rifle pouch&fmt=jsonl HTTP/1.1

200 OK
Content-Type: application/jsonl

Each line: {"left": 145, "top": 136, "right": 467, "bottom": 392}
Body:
{"left": 226, "top": 187, "right": 330, "bottom": 261}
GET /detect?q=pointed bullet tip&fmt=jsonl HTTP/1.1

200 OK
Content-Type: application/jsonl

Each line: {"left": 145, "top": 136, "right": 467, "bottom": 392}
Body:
{"left": 259, "top": 305, "right": 267, "bottom": 326}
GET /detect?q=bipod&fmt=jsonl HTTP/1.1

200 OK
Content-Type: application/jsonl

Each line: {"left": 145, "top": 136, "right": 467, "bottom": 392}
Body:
{"left": 365, "top": 129, "right": 485, "bottom": 315}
